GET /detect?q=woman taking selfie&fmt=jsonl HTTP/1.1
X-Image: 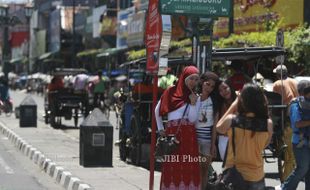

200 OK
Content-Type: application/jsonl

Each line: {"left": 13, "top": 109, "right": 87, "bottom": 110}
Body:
{"left": 155, "top": 65, "right": 201, "bottom": 189}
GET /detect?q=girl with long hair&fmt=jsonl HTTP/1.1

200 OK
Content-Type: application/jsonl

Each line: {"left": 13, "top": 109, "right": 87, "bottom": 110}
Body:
{"left": 216, "top": 83, "right": 273, "bottom": 190}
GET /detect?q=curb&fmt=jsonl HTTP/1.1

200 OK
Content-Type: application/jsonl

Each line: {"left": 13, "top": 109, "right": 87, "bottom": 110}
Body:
{"left": 0, "top": 122, "right": 94, "bottom": 190}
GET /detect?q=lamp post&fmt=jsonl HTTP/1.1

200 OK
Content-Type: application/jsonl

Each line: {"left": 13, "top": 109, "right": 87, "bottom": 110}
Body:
{"left": 0, "top": 4, "right": 21, "bottom": 79}
{"left": 24, "top": 4, "right": 33, "bottom": 74}
{"left": 71, "top": 0, "right": 76, "bottom": 68}
{"left": 0, "top": 4, "right": 10, "bottom": 79}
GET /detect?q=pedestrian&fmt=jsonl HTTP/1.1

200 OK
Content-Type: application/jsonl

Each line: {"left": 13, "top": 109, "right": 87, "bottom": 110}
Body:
{"left": 272, "top": 64, "right": 299, "bottom": 180}
{"left": 155, "top": 65, "right": 201, "bottom": 189}
{"left": 281, "top": 80, "right": 310, "bottom": 190}
{"left": 217, "top": 80, "right": 237, "bottom": 160}
{"left": 195, "top": 71, "right": 220, "bottom": 190}
{"left": 47, "top": 75, "right": 64, "bottom": 92}
{"left": 73, "top": 72, "right": 89, "bottom": 92}
{"left": 226, "top": 60, "right": 252, "bottom": 91}
{"left": 216, "top": 83, "right": 273, "bottom": 190}
{"left": 93, "top": 71, "right": 106, "bottom": 108}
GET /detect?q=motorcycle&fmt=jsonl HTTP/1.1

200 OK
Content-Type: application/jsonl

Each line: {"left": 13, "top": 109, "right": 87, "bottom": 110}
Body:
{"left": 0, "top": 98, "right": 13, "bottom": 116}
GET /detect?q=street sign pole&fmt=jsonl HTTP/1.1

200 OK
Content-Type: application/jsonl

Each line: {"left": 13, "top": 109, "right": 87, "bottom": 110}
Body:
{"left": 145, "top": 0, "right": 162, "bottom": 189}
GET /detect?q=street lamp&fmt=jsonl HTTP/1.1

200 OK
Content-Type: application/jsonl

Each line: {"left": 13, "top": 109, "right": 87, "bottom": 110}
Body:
{"left": 24, "top": 4, "right": 33, "bottom": 74}
{"left": 0, "top": 4, "right": 9, "bottom": 79}
{"left": 0, "top": 4, "right": 22, "bottom": 79}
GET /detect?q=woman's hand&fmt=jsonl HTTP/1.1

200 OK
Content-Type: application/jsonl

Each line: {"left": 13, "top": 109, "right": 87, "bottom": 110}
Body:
{"left": 159, "top": 130, "right": 166, "bottom": 137}
{"left": 211, "top": 143, "right": 217, "bottom": 159}
{"left": 189, "top": 92, "right": 198, "bottom": 105}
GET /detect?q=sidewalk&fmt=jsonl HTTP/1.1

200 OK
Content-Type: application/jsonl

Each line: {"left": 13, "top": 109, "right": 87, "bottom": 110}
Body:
{"left": 0, "top": 115, "right": 161, "bottom": 190}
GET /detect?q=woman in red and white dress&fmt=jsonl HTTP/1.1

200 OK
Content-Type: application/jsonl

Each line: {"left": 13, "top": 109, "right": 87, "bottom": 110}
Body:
{"left": 155, "top": 66, "right": 201, "bottom": 190}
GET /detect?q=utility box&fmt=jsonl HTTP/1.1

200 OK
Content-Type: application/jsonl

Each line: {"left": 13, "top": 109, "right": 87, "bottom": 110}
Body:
{"left": 19, "top": 95, "right": 37, "bottom": 127}
{"left": 80, "top": 108, "right": 113, "bottom": 167}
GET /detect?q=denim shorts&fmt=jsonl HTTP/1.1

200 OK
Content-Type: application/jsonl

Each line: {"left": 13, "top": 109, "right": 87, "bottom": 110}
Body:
{"left": 198, "top": 141, "right": 211, "bottom": 157}
{"left": 245, "top": 178, "right": 266, "bottom": 190}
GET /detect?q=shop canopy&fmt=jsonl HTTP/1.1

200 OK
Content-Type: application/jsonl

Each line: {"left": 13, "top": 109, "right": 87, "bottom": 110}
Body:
{"left": 96, "top": 48, "right": 124, "bottom": 58}
{"left": 121, "top": 46, "right": 285, "bottom": 67}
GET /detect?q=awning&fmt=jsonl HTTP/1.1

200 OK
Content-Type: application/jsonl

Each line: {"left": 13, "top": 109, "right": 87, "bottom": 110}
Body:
{"left": 76, "top": 48, "right": 104, "bottom": 58}
{"left": 96, "top": 48, "right": 124, "bottom": 58}
{"left": 38, "top": 52, "right": 53, "bottom": 60}
{"left": 9, "top": 58, "right": 23, "bottom": 64}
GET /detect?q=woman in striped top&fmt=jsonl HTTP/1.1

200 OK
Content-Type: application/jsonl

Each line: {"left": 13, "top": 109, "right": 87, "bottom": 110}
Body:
{"left": 195, "top": 72, "right": 220, "bottom": 190}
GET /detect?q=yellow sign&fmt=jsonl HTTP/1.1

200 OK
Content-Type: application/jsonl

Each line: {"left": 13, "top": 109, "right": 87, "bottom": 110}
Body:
{"left": 214, "top": 0, "right": 304, "bottom": 36}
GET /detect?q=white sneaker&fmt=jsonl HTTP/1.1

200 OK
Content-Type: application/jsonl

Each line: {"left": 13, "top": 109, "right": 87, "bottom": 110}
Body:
{"left": 275, "top": 185, "right": 282, "bottom": 190}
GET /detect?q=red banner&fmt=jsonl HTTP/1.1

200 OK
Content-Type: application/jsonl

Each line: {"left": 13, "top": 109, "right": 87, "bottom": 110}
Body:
{"left": 145, "top": 0, "right": 162, "bottom": 74}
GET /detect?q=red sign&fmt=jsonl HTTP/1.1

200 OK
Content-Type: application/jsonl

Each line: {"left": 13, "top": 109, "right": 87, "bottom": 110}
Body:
{"left": 145, "top": 0, "right": 162, "bottom": 73}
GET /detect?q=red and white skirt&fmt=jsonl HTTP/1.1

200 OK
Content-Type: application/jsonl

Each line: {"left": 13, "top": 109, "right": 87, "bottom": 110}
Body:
{"left": 160, "top": 119, "right": 200, "bottom": 190}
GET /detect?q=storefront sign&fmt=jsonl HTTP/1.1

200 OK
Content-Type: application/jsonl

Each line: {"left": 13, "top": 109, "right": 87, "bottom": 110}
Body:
{"left": 127, "top": 11, "right": 146, "bottom": 47}
{"left": 117, "top": 8, "right": 134, "bottom": 49}
{"left": 49, "top": 9, "right": 60, "bottom": 52}
{"left": 158, "top": 15, "right": 172, "bottom": 76}
{"left": 214, "top": 0, "right": 304, "bottom": 36}
{"left": 160, "top": 0, "right": 232, "bottom": 17}
{"left": 145, "top": 0, "right": 162, "bottom": 73}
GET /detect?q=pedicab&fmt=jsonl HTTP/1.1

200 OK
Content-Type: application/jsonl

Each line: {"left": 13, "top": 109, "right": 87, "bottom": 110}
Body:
{"left": 117, "top": 46, "right": 290, "bottom": 179}
{"left": 116, "top": 57, "right": 191, "bottom": 165}
{"left": 44, "top": 68, "right": 90, "bottom": 128}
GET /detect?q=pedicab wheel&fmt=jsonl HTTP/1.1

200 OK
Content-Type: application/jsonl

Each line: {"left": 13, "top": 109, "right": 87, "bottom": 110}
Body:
{"left": 4, "top": 103, "right": 13, "bottom": 117}
{"left": 129, "top": 114, "right": 141, "bottom": 166}
{"left": 50, "top": 113, "right": 57, "bottom": 128}
{"left": 44, "top": 112, "right": 49, "bottom": 124}
{"left": 119, "top": 125, "right": 127, "bottom": 161}
{"left": 275, "top": 135, "right": 287, "bottom": 182}
{"left": 74, "top": 108, "right": 78, "bottom": 127}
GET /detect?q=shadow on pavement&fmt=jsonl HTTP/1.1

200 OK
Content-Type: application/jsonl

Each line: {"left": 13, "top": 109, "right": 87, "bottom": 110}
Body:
{"left": 265, "top": 172, "right": 280, "bottom": 180}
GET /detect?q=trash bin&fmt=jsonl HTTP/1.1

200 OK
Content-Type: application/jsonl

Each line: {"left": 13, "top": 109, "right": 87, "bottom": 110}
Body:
{"left": 80, "top": 108, "right": 113, "bottom": 167}
{"left": 19, "top": 95, "right": 37, "bottom": 127}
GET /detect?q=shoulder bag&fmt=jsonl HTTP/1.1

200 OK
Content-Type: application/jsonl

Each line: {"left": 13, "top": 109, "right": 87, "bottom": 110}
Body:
{"left": 155, "top": 104, "right": 189, "bottom": 160}
{"left": 208, "top": 116, "right": 247, "bottom": 190}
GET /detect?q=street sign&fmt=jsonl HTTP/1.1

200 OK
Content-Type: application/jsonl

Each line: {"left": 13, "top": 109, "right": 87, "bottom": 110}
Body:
{"left": 145, "top": 0, "right": 162, "bottom": 73}
{"left": 276, "top": 30, "right": 284, "bottom": 47}
{"left": 159, "top": 0, "right": 232, "bottom": 17}
{"left": 276, "top": 29, "right": 284, "bottom": 64}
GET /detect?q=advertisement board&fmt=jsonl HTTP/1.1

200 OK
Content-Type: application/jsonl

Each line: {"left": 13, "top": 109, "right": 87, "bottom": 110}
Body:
{"left": 127, "top": 11, "right": 146, "bottom": 47}
{"left": 93, "top": 5, "right": 107, "bottom": 38}
{"left": 145, "top": 0, "right": 162, "bottom": 73}
{"left": 49, "top": 9, "right": 60, "bottom": 52}
{"left": 214, "top": 0, "right": 304, "bottom": 36}
{"left": 117, "top": 8, "right": 135, "bottom": 49}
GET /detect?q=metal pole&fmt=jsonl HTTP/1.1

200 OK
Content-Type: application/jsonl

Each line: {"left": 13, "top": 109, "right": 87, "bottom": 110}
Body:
{"left": 71, "top": 0, "right": 76, "bottom": 68}
{"left": 2, "top": 23, "right": 10, "bottom": 80}
{"left": 149, "top": 74, "right": 158, "bottom": 190}
{"left": 27, "top": 17, "right": 30, "bottom": 74}
{"left": 228, "top": 0, "right": 234, "bottom": 36}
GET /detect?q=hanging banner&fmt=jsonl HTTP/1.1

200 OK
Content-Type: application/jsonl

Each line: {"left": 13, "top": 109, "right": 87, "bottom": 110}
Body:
{"left": 158, "top": 15, "right": 172, "bottom": 76}
{"left": 145, "top": 0, "right": 162, "bottom": 74}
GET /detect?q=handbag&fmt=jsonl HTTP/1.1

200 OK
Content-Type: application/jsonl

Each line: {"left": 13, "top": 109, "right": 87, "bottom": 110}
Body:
{"left": 208, "top": 117, "right": 247, "bottom": 190}
{"left": 155, "top": 104, "right": 189, "bottom": 160}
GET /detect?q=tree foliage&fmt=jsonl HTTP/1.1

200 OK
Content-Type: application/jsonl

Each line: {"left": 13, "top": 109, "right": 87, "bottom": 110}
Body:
{"left": 214, "top": 25, "right": 310, "bottom": 75}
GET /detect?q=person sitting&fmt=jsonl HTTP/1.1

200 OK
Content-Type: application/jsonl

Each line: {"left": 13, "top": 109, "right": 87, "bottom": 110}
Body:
{"left": 93, "top": 71, "right": 106, "bottom": 108}
{"left": 73, "top": 73, "right": 89, "bottom": 92}
{"left": 47, "top": 76, "right": 64, "bottom": 92}
{"left": 226, "top": 60, "right": 252, "bottom": 91}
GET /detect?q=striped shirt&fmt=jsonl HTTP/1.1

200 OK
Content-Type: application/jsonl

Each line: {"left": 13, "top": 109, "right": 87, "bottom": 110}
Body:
{"left": 195, "top": 97, "right": 214, "bottom": 142}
